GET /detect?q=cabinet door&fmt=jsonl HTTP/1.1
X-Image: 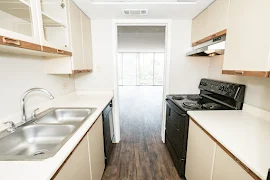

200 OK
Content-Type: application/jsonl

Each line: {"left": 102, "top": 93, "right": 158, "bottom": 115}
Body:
{"left": 191, "top": 0, "right": 229, "bottom": 43}
{"left": 191, "top": 8, "right": 208, "bottom": 43}
{"left": 88, "top": 115, "right": 105, "bottom": 180}
{"left": 223, "top": 0, "right": 270, "bottom": 71}
{"left": 53, "top": 135, "right": 91, "bottom": 180}
{"left": 0, "top": 0, "right": 40, "bottom": 44}
{"left": 69, "top": 0, "right": 84, "bottom": 70}
{"left": 186, "top": 120, "right": 216, "bottom": 180}
{"left": 37, "top": 0, "right": 70, "bottom": 51}
{"left": 81, "top": 12, "right": 93, "bottom": 70}
{"left": 205, "top": 0, "right": 229, "bottom": 36}
{"left": 212, "top": 146, "right": 253, "bottom": 180}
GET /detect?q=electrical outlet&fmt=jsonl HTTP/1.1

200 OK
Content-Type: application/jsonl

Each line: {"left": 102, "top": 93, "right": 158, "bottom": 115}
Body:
{"left": 97, "top": 65, "right": 102, "bottom": 72}
{"left": 62, "top": 82, "right": 68, "bottom": 90}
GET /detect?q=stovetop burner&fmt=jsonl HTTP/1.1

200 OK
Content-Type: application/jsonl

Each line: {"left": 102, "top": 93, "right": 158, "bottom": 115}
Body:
{"left": 202, "top": 103, "right": 222, "bottom": 110}
{"left": 172, "top": 95, "right": 185, "bottom": 100}
{"left": 182, "top": 102, "right": 201, "bottom": 110}
{"left": 186, "top": 95, "right": 202, "bottom": 101}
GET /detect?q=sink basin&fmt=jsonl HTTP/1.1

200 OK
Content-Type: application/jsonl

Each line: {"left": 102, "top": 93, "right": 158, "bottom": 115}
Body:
{"left": 0, "top": 107, "right": 96, "bottom": 160}
{"left": 0, "top": 124, "right": 76, "bottom": 160}
{"left": 37, "top": 108, "right": 95, "bottom": 124}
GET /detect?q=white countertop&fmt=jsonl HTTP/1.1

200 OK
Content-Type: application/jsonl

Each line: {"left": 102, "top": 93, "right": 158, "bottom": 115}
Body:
{"left": 188, "top": 110, "right": 270, "bottom": 180}
{"left": 0, "top": 91, "right": 113, "bottom": 180}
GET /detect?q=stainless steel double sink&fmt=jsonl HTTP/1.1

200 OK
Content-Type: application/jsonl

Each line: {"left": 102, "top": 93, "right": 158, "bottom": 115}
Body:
{"left": 0, "top": 108, "right": 96, "bottom": 161}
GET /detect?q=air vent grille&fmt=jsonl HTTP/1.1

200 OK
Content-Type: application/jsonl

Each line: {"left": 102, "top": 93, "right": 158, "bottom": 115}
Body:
{"left": 122, "top": 9, "right": 149, "bottom": 16}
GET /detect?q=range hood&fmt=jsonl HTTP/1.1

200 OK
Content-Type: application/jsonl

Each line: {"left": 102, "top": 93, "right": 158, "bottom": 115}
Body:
{"left": 186, "top": 35, "right": 226, "bottom": 56}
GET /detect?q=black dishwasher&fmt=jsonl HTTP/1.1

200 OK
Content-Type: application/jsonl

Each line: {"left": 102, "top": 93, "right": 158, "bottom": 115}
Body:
{"left": 102, "top": 101, "right": 114, "bottom": 165}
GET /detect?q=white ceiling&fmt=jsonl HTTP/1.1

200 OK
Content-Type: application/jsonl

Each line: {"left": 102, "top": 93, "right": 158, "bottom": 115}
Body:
{"left": 72, "top": 0, "right": 215, "bottom": 20}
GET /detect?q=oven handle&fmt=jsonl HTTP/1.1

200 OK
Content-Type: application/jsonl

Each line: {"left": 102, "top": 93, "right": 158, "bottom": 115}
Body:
{"left": 166, "top": 99, "right": 187, "bottom": 117}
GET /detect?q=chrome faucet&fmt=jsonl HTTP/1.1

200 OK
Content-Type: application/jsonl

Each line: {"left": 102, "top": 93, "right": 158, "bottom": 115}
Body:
{"left": 21, "top": 88, "right": 54, "bottom": 122}
{"left": 4, "top": 121, "right": 16, "bottom": 132}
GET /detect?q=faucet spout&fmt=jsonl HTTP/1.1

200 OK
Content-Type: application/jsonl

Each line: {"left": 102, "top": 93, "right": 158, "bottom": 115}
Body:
{"left": 21, "top": 88, "right": 54, "bottom": 122}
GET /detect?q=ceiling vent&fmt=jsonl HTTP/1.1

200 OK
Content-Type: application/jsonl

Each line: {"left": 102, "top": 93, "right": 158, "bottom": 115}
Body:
{"left": 122, "top": 9, "right": 149, "bottom": 16}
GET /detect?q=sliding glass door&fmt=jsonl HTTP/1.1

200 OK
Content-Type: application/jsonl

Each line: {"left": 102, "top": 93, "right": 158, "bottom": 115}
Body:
{"left": 118, "top": 52, "right": 164, "bottom": 86}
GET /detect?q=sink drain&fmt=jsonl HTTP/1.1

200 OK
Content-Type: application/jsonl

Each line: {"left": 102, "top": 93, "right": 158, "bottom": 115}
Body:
{"left": 33, "top": 149, "right": 49, "bottom": 156}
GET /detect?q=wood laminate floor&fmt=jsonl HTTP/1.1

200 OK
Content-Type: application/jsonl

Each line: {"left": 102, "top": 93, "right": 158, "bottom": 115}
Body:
{"left": 102, "top": 86, "right": 181, "bottom": 180}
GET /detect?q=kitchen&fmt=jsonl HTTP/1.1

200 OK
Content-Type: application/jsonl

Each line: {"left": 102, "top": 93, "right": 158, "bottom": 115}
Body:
{"left": 0, "top": 0, "right": 269, "bottom": 180}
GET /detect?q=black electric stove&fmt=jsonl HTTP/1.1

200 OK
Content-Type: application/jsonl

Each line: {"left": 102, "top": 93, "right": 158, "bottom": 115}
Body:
{"left": 165, "top": 79, "right": 246, "bottom": 178}
{"left": 167, "top": 94, "right": 232, "bottom": 111}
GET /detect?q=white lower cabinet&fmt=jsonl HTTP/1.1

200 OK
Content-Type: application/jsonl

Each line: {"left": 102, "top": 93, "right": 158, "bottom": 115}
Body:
{"left": 186, "top": 119, "right": 253, "bottom": 180}
{"left": 212, "top": 146, "right": 253, "bottom": 180}
{"left": 53, "top": 115, "right": 105, "bottom": 180}
{"left": 53, "top": 135, "right": 91, "bottom": 180}
{"left": 186, "top": 120, "right": 216, "bottom": 180}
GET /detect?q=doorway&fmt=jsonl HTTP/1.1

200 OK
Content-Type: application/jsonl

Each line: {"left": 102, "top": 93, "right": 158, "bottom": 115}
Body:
{"left": 102, "top": 22, "right": 180, "bottom": 179}
{"left": 111, "top": 20, "right": 172, "bottom": 144}
{"left": 117, "top": 25, "right": 165, "bottom": 142}
{"left": 117, "top": 25, "right": 165, "bottom": 147}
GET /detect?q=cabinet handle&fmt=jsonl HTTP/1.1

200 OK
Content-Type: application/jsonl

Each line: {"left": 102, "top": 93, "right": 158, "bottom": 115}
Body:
{"left": 2, "top": 37, "right": 21, "bottom": 46}
{"left": 57, "top": 49, "right": 64, "bottom": 54}
{"left": 234, "top": 71, "right": 244, "bottom": 75}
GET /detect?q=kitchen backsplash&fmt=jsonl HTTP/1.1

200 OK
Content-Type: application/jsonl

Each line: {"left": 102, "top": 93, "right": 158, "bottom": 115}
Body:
{"left": 208, "top": 55, "right": 270, "bottom": 111}
{"left": 0, "top": 52, "right": 75, "bottom": 127}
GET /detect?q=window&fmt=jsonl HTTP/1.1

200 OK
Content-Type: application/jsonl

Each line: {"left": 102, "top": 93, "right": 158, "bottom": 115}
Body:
{"left": 118, "top": 52, "right": 164, "bottom": 86}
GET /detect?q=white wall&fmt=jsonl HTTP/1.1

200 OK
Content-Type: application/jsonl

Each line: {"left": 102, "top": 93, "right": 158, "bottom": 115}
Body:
{"left": 208, "top": 55, "right": 270, "bottom": 111}
{"left": 168, "top": 20, "right": 209, "bottom": 94}
{"left": 0, "top": 53, "right": 75, "bottom": 123}
{"left": 75, "top": 20, "right": 114, "bottom": 91}
{"left": 118, "top": 33, "right": 165, "bottom": 52}
{"left": 75, "top": 19, "right": 209, "bottom": 93}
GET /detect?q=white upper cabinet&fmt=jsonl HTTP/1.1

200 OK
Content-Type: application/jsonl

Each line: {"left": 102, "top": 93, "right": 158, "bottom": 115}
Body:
{"left": 45, "top": 0, "right": 93, "bottom": 74}
{"left": 0, "top": 0, "right": 73, "bottom": 56}
{"left": 191, "top": 0, "right": 230, "bottom": 44}
{"left": 191, "top": 7, "right": 209, "bottom": 44}
{"left": 81, "top": 12, "right": 93, "bottom": 70}
{"left": 0, "top": 0, "right": 40, "bottom": 44}
{"left": 37, "top": 0, "right": 70, "bottom": 51}
{"left": 69, "top": 0, "right": 84, "bottom": 70}
{"left": 222, "top": 0, "right": 270, "bottom": 77}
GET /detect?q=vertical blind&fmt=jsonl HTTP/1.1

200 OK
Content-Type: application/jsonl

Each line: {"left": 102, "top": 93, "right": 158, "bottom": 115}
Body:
{"left": 118, "top": 52, "right": 165, "bottom": 86}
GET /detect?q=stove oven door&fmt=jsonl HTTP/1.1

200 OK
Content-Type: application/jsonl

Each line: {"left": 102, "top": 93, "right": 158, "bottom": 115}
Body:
{"left": 165, "top": 99, "right": 189, "bottom": 178}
